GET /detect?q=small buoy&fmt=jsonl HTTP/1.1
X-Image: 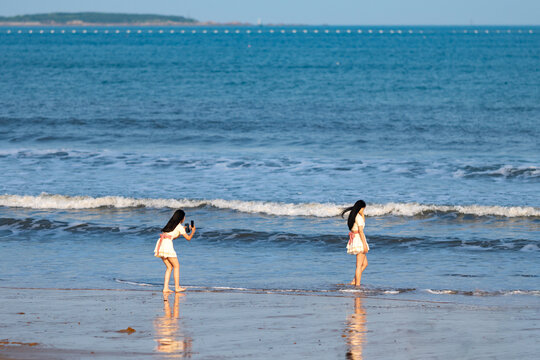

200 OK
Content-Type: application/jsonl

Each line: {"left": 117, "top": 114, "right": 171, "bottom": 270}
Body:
{"left": 379, "top": 30, "right": 383, "bottom": 34}
{"left": 292, "top": 29, "right": 297, "bottom": 33}
{"left": 280, "top": 29, "right": 285, "bottom": 33}
{"left": 248, "top": 44, "right": 251, "bottom": 48}
{"left": 137, "top": 30, "right": 142, "bottom": 33}
{"left": 202, "top": 29, "right": 207, "bottom": 33}
{"left": 324, "top": 29, "right": 329, "bottom": 33}
{"left": 170, "top": 30, "right": 174, "bottom": 34}
{"left": 224, "top": 29, "right": 229, "bottom": 33}
{"left": 397, "top": 30, "right": 402, "bottom": 34}
{"left": 246, "top": 29, "right": 251, "bottom": 34}
{"left": 529, "top": 29, "right": 533, "bottom": 34}
{"left": 39, "top": 30, "right": 44, "bottom": 34}
{"left": 7, "top": 30, "right": 11, "bottom": 34}
{"left": 115, "top": 30, "right": 120, "bottom": 34}
{"left": 50, "top": 30, "right": 55, "bottom": 34}
{"left": 61, "top": 30, "right": 65, "bottom": 33}
{"left": 336, "top": 29, "right": 340, "bottom": 33}
{"left": 257, "top": 29, "right": 262, "bottom": 33}
{"left": 235, "top": 29, "right": 240, "bottom": 33}
{"left": 303, "top": 29, "right": 308, "bottom": 33}
{"left": 82, "top": 29, "right": 87, "bottom": 33}
{"left": 408, "top": 30, "right": 413, "bottom": 34}
{"left": 346, "top": 29, "right": 351, "bottom": 33}
{"left": 192, "top": 30, "right": 196, "bottom": 33}
{"left": 104, "top": 30, "right": 109, "bottom": 34}
{"left": 269, "top": 29, "right": 274, "bottom": 33}
{"left": 29, "top": 30, "right": 33, "bottom": 33}
{"left": 314, "top": 29, "right": 319, "bottom": 33}
{"left": 214, "top": 30, "right": 218, "bottom": 34}
{"left": 93, "top": 29, "right": 98, "bottom": 34}
{"left": 336, "top": 61, "right": 340, "bottom": 65}
{"left": 72, "top": 30, "right": 76, "bottom": 33}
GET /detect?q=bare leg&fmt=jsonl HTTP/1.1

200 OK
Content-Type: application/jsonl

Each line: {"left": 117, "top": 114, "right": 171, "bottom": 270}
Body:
{"left": 162, "top": 257, "right": 173, "bottom": 293}
{"left": 168, "top": 257, "right": 185, "bottom": 292}
{"left": 355, "top": 253, "right": 367, "bottom": 287}
{"left": 361, "top": 256, "right": 368, "bottom": 272}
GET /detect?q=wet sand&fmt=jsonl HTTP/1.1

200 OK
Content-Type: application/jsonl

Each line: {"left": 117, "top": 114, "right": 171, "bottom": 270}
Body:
{"left": 0, "top": 287, "right": 538, "bottom": 359}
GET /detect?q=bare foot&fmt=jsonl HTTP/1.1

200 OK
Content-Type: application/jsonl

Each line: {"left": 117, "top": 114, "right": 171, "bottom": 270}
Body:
{"left": 163, "top": 288, "right": 173, "bottom": 293}
{"left": 349, "top": 280, "right": 356, "bottom": 285}
{"left": 175, "top": 287, "right": 186, "bottom": 292}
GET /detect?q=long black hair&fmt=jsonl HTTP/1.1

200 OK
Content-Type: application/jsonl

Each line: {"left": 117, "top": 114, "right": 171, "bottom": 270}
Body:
{"left": 162, "top": 209, "right": 185, "bottom": 232}
{"left": 340, "top": 200, "right": 366, "bottom": 230}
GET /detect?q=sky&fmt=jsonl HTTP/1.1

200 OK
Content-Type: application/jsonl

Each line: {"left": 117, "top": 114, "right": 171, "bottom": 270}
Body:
{"left": 1, "top": 0, "right": 539, "bottom": 25}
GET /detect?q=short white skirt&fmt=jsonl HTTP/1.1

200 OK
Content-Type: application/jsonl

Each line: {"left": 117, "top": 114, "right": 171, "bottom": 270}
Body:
{"left": 347, "top": 233, "right": 369, "bottom": 255}
{"left": 154, "top": 238, "right": 177, "bottom": 258}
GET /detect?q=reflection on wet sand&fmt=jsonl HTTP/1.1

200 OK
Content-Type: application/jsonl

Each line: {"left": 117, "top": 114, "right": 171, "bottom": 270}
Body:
{"left": 345, "top": 296, "right": 367, "bottom": 360}
{"left": 154, "top": 293, "right": 193, "bottom": 358}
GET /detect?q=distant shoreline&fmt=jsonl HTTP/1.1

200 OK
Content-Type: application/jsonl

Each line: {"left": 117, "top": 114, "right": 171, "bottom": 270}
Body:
{"left": 0, "top": 12, "right": 253, "bottom": 27}
{"left": 0, "top": 21, "right": 251, "bottom": 27}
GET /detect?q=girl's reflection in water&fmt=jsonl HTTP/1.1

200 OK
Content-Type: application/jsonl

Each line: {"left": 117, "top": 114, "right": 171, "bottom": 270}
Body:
{"left": 154, "top": 293, "right": 193, "bottom": 358}
{"left": 345, "top": 297, "right": 367, "bottom": 360}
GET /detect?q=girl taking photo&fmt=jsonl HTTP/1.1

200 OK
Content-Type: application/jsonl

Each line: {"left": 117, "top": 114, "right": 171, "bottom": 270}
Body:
{"left": 341, "top": 200, "right": 370, "bottom": 287}
{"left": 154, "top": 209, "right": 196, "bottom": 293}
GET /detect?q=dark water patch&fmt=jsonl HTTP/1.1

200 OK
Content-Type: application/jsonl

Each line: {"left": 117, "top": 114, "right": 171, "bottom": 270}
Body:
{"left": 444, "top": 273, "right": 487, "bottom": 278}
{"left": 1, "top": 217, "right": 537, "bottom": 252}
{"left": 0, "top": 217, "right": 68, "bottom": 230}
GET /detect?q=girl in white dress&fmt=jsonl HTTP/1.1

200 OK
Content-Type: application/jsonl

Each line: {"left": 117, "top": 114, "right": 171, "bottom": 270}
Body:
{"left": 154, "top": 209, "right": 196, "bottom": 293}
{"left": 341, "top": 200, "right": 369, "bottom": 287}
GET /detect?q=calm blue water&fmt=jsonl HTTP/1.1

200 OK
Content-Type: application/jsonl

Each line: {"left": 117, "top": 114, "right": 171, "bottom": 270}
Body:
{"left": 0, "top": 26, "right": 539, "bottom": 299}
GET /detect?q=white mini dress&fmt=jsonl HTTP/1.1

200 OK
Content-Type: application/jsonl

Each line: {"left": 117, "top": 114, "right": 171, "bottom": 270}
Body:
{"left": 347, "top": 214, "right": 370, "bottom": 255}
{"left": 154, "top": 223, "right": 186, "bottom": 258}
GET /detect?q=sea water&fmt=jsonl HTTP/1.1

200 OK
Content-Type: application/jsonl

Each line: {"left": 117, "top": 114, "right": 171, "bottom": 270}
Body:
{"left": 0, "top": 26, "right": 538, "bottom": 300}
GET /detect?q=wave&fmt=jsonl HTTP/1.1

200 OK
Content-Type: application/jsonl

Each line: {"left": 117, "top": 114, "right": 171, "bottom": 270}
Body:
{"left": 1, "top": 193, "right": 539, "bottom": 218}
{"left": 424, "top": 289, "right": 540, "bottom": 297}
{"left": 111, "top": 279, "right": 540, "bottom": 297}
{"left": 3, "top": 221, "right": 537, "bottom": 252}
{"left": 453, "top": 165, "right": 540, "bottom": 179}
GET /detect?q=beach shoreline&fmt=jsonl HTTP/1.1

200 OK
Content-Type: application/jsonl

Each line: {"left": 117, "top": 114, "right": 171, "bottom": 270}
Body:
{"left": 1, "top": 287, "right": 538, "bottom": 359}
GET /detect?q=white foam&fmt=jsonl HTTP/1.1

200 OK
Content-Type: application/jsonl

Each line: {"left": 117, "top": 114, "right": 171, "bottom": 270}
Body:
{"left": 520, "top": 244, "right": 539, "bottom": 252}
{"left": 0, "top": 193, "right": 538, "bottom": 218}
{"left": 114, "top": 279, "right": 154, "bottom": 287}
{"left": 425, "top": 289, "right": 456, "bottom": 295}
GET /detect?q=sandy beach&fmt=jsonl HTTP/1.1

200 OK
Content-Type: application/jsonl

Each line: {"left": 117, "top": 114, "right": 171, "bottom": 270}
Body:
{"left": 0, "top": 287, "right": 538, "bottom": 359}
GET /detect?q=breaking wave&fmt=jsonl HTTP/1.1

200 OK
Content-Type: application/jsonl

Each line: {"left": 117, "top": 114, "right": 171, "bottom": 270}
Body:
{"left": 1, "top": 193, "right": 539, "bottom": 218}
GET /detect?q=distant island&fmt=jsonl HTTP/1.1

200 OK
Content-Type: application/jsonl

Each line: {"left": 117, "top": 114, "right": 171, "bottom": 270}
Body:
{"left": 0, "top": 12, "right": 247, "bottom": 26}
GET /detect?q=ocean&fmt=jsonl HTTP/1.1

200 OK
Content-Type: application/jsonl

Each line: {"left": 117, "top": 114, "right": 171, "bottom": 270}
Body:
{"left": 0, "top": 26, "right": 538, "bottom": 300}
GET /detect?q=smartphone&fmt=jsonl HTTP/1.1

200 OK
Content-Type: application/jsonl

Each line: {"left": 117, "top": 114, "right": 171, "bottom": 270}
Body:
{"left": 191, "top": 220, "right": 195, "bottom": 228}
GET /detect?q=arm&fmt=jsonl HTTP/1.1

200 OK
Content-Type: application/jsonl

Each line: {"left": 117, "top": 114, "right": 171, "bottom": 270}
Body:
{"left": 181, "top": 226, "right": 196, "bottom": 241}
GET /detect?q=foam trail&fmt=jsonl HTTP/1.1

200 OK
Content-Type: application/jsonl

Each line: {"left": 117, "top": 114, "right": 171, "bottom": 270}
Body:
{"left": 0, "top": 193, "right": 538, "bottom": 218}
